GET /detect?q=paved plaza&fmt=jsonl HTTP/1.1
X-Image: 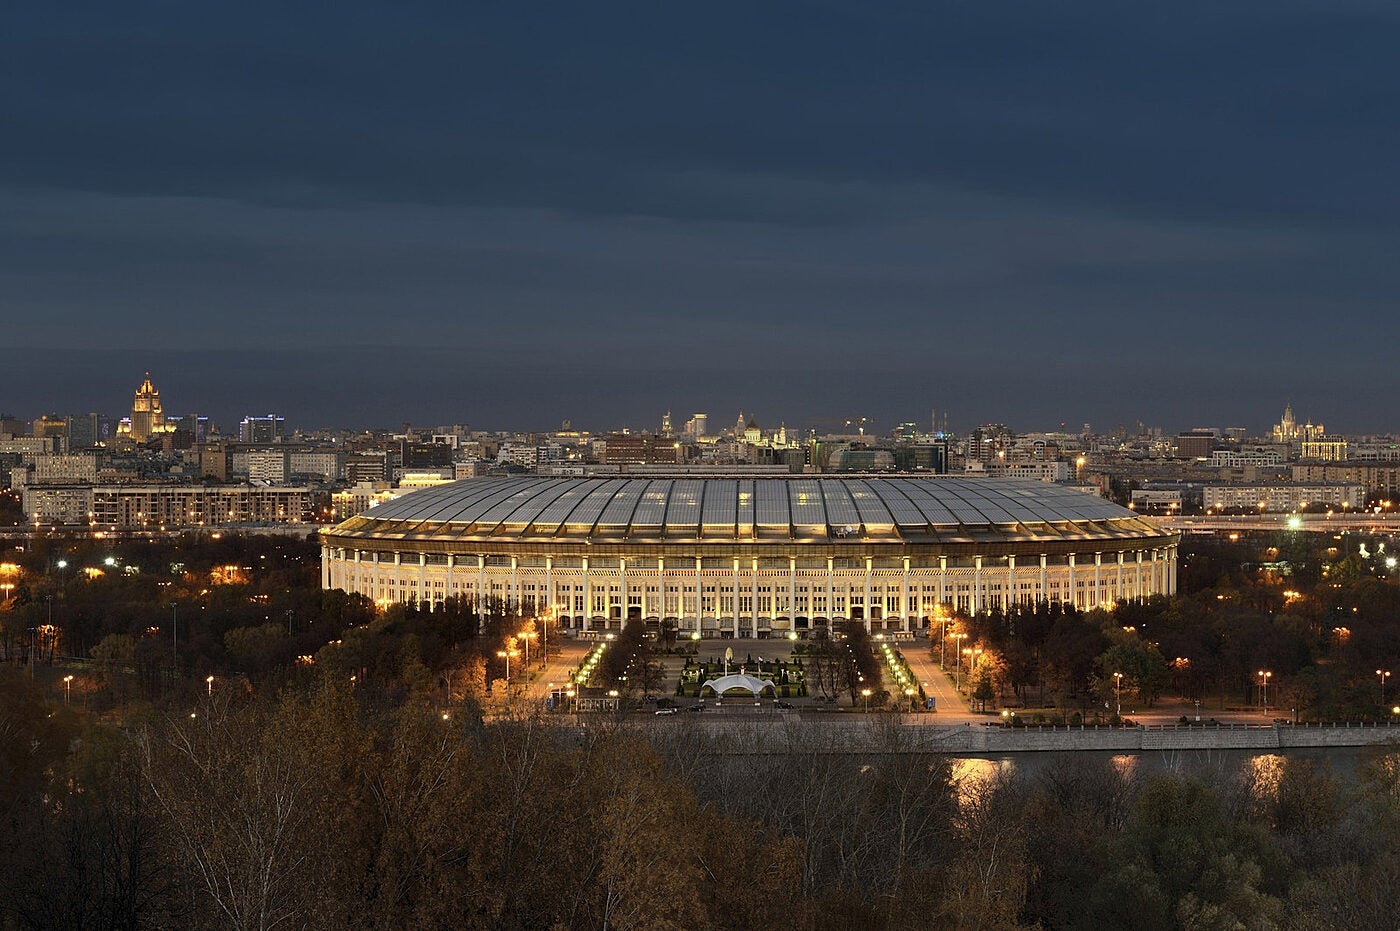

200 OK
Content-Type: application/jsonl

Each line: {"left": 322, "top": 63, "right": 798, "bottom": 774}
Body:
{"left": 500, "top": 634, "right": 1276, "bottom": 727}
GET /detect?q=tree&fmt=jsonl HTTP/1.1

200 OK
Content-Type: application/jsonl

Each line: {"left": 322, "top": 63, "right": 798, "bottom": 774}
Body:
{"left": 972, "top": 669, "right": 996, "bottom": 712}
{"left": 139, "top": 695, "right": 324, "bottom": 930}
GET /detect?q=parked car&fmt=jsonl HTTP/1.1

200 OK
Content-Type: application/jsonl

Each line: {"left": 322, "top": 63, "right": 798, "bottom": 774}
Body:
{"left": 654, "top": 707, "right": 680, "bottom": 715}
{"left": 775, "top": 700, "right": 794, "bottom": 709}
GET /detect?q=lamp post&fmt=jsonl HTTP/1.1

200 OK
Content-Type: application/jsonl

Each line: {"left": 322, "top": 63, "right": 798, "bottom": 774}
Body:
{"left": 952, "top": 632, "right": 968, "bottom": 688}
{"left": 861, "top": 687, "right": 872, "bottom": 714}
{"left": 63, "top": 674, "right": 73, "bottom": 705}
{"left": 169, "top": 601, "right": 178, "bottom": 671}
{"left": 1113, "top": 671, "right": 1123, "bottom": 719}
{"left": 1378, "top": 669, "right": 1392, "bottom": 709}
{"left": 1257, "top": 670, "right": 1273, "bottom": 715}
{"left": 519, "top": 627, "right": 537, "bottom": 667}
{"left": 963, "top": 647, "right": 983, "bottom": 695}
{"left": 497, "top": 648, "right": 519, "bottom": 709}
{"left": 206, "top": 675, "right": 215, "bottom": 696}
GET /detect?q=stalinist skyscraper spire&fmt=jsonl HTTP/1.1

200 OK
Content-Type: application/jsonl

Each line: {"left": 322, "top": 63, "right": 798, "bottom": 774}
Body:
{"left": 124, "top": 372, "right": 168, "bottom": 442}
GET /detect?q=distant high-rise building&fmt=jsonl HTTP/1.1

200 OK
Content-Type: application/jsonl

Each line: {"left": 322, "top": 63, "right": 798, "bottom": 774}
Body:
{"left": 660, "top": 411, "right": 673, "bottom": 437}
{"left": 33, "top": 414, "right": 67, "bottom": 443}
{"left": 1175, "top": 430, "right": 1217, "bottom": 460}
{"left": 601, "top": 433, "right": 678, "bottom": 466}
{"left": 1272, "top": 404, "right": 1325, "bottom": 445}
{"left": 66, "top": 413, "right": 100, "bottom": 449}
{"left": 689, "top": 413, "right": 708, "bottom": 439}
{"left": 173, "top": 413, "right": 209, "bottom": 442}
{"left": 240, "top": 414, "right": 288, "bottom": 444}
{"left": 122, "top": 373, "right": 171, "bottom": 442}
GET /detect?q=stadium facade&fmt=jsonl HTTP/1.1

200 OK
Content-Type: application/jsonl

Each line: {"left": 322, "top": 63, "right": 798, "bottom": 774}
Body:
{"left": 320, "top": 476, "right": 1178, "bottom": 635}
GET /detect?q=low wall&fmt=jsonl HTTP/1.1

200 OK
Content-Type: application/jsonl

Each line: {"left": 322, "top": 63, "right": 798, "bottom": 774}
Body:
{"left": 662, "top": 719, "right": 1400, "bottom": 754}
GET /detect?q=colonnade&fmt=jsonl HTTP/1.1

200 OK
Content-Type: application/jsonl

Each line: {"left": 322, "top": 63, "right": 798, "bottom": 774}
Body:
{"left": 323, "top": 543, "right": 1180, "bottom": 634}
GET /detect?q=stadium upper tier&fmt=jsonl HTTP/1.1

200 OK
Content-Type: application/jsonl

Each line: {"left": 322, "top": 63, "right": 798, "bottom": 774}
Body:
{"left": 327, "top": 475, "right": 1160, "bottom": 546}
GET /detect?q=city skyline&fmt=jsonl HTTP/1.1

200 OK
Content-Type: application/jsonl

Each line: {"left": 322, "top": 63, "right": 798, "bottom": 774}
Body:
{"left": 7, "top": 3, "right": 1400, "bottom": 429}
{"left": 0, "top": 368, "right": 1363, "bottom": 439}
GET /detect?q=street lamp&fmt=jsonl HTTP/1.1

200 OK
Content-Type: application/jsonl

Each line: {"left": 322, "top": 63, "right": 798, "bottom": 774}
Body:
{"left": 497, "top": 648, "right": 519, "bottom": 708}
{"left": 1113, "top": 671, "right": 1123, "bottom": 719}
{"left": 63, "top": 674, "right": 73, "bottom": 705}
{"left": 952, "top": 632, "right": 968, "bottom": 687}
{"left": 169, "top": 601, "right": 178, "bottom": 671}
{"left": 1378, "top": 669, "right": 1392, "bottom": 708}
{"left": 861, "top": 687, "right": 872, "bottom": 713}
{"left": 206, "top": 675, "right": 215, "bottom": 696}
{"left": 1257, "top": 670, "right": 1273, "bottom": 715}
{"left": 519, "top": 627, "right": 537, "bottom": 666}
{"left": 962, "top": 647, "right": 983, "bottom": 695}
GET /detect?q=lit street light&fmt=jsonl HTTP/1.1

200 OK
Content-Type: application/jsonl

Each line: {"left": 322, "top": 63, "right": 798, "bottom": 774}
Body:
{"left": 63, "top": 674, "right": 73, "bottom": 705}
{"left": 861, "top": 687, "right": 872, "bottom": 713}
{"left": 1113, "top": 671, "right": 1123, "bottom": 719}
{"left": 1258, "top": 670, "right": 1273, "bottom": 715}
{"left": 206, "top": 675, "right": 215, "bottom": 696}
{"left": 497, "top": 647, "right": 520, "bottom": 708}
{"left": 170, "top": 601, "right": 179, "bottom": 671}
{"left": 1379, "top": 669, "right": 1392, "bottom": 708}
{"left": 952, "top": 632, "right": 968, "bottom": 689}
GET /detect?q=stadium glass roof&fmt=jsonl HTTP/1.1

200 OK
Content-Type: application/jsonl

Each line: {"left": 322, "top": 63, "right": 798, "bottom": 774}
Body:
{"left": 327, "top": 476, "right": 1168, "bottom": 547}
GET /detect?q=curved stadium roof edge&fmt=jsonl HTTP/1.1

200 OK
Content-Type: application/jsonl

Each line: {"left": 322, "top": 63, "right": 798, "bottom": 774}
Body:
{"left": 325, "top": 475, "right": 1169, "bottom": 547}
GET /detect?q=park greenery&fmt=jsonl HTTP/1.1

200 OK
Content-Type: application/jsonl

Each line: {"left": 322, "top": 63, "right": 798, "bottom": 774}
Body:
{"left": 938, "top": 533, "right": 1400, "bottom": 722}
{"left": 3, "top": 527, "right": 1400, "bottom": 928}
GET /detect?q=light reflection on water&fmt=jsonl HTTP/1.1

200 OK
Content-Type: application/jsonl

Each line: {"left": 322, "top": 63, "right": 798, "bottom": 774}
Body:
{"left": 951, "top": 746, "right": 1374, "bottom": 790}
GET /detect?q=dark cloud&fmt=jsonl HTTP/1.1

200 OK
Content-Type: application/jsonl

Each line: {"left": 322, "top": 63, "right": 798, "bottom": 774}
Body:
{"left": 2, "top": 2, "right": 1399, "bottom": 432}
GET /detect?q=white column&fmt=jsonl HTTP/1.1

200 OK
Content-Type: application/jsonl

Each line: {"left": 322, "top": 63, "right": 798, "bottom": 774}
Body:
{"left": 1006, "top": 555, "right": 1015, "bottom": 610}
{"left": 751, "top": 556, "right": 759, "bottom": 637}
{"left": 1169, "top": 545, "right": 1178, "bottom": 593}
{"left": 1094, "top": 552, "right": 1102, "bottom": 608}
{"left": 545, "top": 556, "right": 552, "bottom": 616}
{"left": 509, "top": 555, "right": 519, "bottom": 614}
{"left": 1136, "top": 550, "right": 1144, "bottom": 599}
{"left": 1117, "top": 551, "right": 1125, "bottom": 601}
{"left": 619, "top": 556, "right": 627, "bottom": 628}
{"left": 789, "top": 556, "right": 797, "bottom": 628}
{"left": 1039, "top": 554, "right": 1047, "bottom": 605}
{"left": 973, "top": 556, "right": 982, "bottom": 615}
{"left": 901, "top": 556, "right": 911, "bottom": 632}
{"left": 939, "top": 556, "right": 947, "bottom": 607}
{"left": 446, "top": 554, "right": 455, "bottom": 603}
{"left": 733, "top": 556, "right": 741, "bottom": 637}
{"left": 817, "top": 554, "right": 828, "bottom": 621}
{"left": 1067, "top": 554, "right": 1076, "bottom": 609}
{"left": 657, "top": 557, "right": 665, "bottom": 620}
{"left": 864, "top": 556, "right": 873, "bottom": 632}
{"left": 322, "top": 546, "right": 331, "bottom": 589}
{"left": 393, "top": 551, "right": 402, "bottom": 603}
{"left": 477, "top": 555, "right": 486, "bottom": 609}
{"left": 418, "top": 553, "right": 427, "bottom": 607}
{"left": 582, "top": 556, "right": 591, "bottom": 632}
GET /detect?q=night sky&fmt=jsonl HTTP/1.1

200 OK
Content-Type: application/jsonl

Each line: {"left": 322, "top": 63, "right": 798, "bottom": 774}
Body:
{"left": 5, "top": 2, "right": 1399, "bottom": 434}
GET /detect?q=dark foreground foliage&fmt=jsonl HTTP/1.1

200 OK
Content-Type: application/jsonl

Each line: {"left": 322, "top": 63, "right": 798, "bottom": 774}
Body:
{"left": 5, "top": 667, "right": 1400, "bottom": 930}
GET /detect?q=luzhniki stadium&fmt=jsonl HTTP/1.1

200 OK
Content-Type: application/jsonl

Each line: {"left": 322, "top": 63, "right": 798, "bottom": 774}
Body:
{"left": 320, "top": 475, "right": 1177, "bottom": 636}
